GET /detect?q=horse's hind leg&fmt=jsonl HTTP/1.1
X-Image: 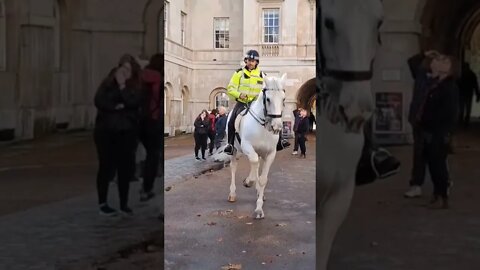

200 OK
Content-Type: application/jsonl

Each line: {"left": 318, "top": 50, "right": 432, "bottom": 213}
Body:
{"left": 254, "top": 152, "right": 276, "bottom": 219}
{"left": 228, "top": 154, "right": 238, "bottom": 202}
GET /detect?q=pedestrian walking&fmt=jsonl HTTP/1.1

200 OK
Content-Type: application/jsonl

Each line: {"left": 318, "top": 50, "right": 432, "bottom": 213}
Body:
{"left": 296, "top": 108, "right": 310, "bottom": 158}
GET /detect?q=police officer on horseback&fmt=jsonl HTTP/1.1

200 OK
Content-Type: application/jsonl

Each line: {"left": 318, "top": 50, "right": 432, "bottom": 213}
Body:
{"left": 223, "top": 49, "right": 290, "bottom": 155}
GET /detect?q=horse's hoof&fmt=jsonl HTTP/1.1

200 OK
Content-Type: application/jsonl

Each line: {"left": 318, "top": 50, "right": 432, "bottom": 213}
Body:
{"left": 254, "top": 209, "right": 264, "bottom": 219}
{"left": 228, "top": 195, "right": 236, "bottom": 202}
{"left": 243, "top": 178, "right": 253, "bottom": 188}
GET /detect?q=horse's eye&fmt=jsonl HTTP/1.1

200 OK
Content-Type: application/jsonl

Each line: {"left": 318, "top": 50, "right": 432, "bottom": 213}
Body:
{"left": 325, "top": 18, "right": 334, "bottom": 31}
{"left": 267, "top": 98, "right": 271, "bottom": 103}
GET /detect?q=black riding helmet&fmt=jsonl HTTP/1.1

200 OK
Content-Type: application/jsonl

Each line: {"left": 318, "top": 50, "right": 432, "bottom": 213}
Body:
{"left": 244, "top": 49, "right": 260, "bottom": 64}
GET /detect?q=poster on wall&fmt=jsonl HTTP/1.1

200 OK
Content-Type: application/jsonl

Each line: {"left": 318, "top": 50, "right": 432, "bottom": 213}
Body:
{"left": 374, "top": 92, "right": 404, "bottom": 133}
{"left": 282, "top": 121, "right": 293, "bottom": 138}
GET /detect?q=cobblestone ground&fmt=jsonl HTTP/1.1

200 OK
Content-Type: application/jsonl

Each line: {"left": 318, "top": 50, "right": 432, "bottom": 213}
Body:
{"left": 329, "top": 122, "right": 480, "bottom": 270}
{"left": 0, "top": 132, "right": 220, "bottom": 269}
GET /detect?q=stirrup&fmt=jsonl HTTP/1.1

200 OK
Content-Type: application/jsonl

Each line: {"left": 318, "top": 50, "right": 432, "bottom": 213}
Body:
{"left": 224, "top": 144, "right": 235, "bottom": 155}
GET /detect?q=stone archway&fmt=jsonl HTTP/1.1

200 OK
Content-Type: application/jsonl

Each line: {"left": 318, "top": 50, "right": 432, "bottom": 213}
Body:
{"left": 164, "top": 82, "right": 173, "bottom": 134}
{"left": 209, "top": 87, "right": 229, "bottom": 110}
{"left": 419, "top": 0, "right": 480, "bottom": 56}
{"left": 143, "top": 0, "right": 163, "bottom": 58}
{"left": 295, "top": 77, "right": 316, "bottom": 112}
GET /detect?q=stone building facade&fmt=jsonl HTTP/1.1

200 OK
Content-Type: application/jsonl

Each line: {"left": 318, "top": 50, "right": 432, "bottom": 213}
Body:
{"left": 164, "top": 0, "right": 316, "bottom": 135}
{"left": 1, "top": 0, "right": 480, "bottom": 143}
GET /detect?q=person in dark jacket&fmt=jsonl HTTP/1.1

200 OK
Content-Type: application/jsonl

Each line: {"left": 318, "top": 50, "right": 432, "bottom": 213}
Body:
{"left": 291, "top": 107, "right": 302, "bottom": 155}
{"left": 214, "top": 106, "right": 228, "bottom": 149}
{"left": 413, "top": 51, "right": 459, "bottom": 209}
{"left": 194, "top": 110, "right": 210, "bottom": 160}
{"left": 458, "top": 62, "right": 480, "bottom": 127}
{"left": 207, "top": 109, "right": 217, "bottom": 155}
{"left": 94, "top": 54, "right": 142, "bottom": 216}
{"left": 138, "top": 53, "right": 163, "bottom": 202}
{"left": 404, "top": 50, "right": 444, "bottom": 198}
{"left": 297, "top": 108, "right": 310, "bottom": 158}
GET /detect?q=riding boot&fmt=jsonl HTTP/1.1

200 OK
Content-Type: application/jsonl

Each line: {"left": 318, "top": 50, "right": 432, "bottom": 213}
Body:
{"left": 224, "top": 122, "right": 235, "bottom": 155}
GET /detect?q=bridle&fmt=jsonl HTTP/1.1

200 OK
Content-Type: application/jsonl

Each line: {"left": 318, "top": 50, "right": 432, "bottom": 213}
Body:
{"left": 246, "top": 87, "right": 285, "bottom": 129}
{"left": 317, "top": 2, "right": 381, "bottom": 82}
{"left": 317, "top": 1, "right": 382, "bottom": 125}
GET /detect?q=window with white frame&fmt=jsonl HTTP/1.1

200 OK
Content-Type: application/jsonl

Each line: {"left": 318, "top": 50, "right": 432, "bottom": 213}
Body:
{"left": 214, "top": 17, "right": 229, "bottom": 49}
{"left": 214, "top": 92, "right": 229, "bottom": 108}
{"left": 181, "top": 11, "right": 186, "bottom": 46}
{"left": 262, "top": 9, "right": 279, "bottom": 43}
{"left": 164, "top": 1, "right": 169, "bottom": 38}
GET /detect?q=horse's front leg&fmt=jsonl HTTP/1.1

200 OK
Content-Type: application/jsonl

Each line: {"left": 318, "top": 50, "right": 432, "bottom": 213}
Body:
{"left": 242, "top": 144, "right": 259, "bottom": 188}
{"left": 317, "top": 168, "right": 355, "bottom": 270}
{"left": 254, "top": 151, "right": 276, "bottom": 219}
{"left": 228, "top": 154, "right": 238, "bottom": 202}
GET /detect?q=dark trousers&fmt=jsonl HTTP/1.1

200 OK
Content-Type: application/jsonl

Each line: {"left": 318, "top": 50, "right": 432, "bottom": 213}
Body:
{"left": 298, "top": 133, "right": 306, "bottom": 155}
{"left": 138, "top": 119, "right": 163, "bottom": 193}
{"left": 214, "top": 132, "right": 225, "bottom": 149}
{"left": 194, "top": 133, "right": 208, "bottom": 158}
{"left": 94, "top": 128, "right": 137, "bottom": 208}
{"left": 293, "top": 132, "right": 299, "bottom": 151}
{"left": 409, "top": 126, "right": 427, "bottom": 186}
{"left": 459, "top": 93, "right": 473, "bottom": 126}
{"left": 424, "top": 134, "right": 450, "bottom": 197}
{"left": 208, "top": 131, "right": 215, "bottom": 154}
{"left": 227, "top": 102, "right": 248, "bottom": 146}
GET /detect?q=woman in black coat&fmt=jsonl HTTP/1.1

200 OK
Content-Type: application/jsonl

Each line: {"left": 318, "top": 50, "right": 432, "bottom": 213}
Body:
{"left": 93, "top": 54, "right": 142, "bottom": 216}
{"left": 296, "top": 108, "right": 310, "bottom": 158}
{"left": 194, "top": 110, "right": 210, "bottom": 160}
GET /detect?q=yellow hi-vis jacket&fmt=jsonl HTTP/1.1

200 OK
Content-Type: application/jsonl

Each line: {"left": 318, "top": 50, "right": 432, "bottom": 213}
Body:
{"left": 226, "top": 67, "right": 265, "bottom": 104}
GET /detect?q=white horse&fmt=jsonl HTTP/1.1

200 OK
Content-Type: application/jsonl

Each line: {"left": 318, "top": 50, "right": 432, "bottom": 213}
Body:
{"left": 221, "top": 74, "right": 287, "bottom": 219}
{"left": 316, "top": 0, "right": 383, "bottom": 269}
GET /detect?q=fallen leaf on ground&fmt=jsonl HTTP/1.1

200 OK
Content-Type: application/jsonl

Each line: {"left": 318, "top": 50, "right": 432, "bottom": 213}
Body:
{"left": 165, "top": 186, "right": 172, "bottom": 191}
{"left": 275, "top": 223, "right": 287, "bottom": 227}
{"left": 221, "top": 263, "right": 242, "bottom": 270}
{"left": 246, "top": 222, "right": 253, "bottom": 225}
{"left": 206, "top": 222, "right": 217, "bottom": 226}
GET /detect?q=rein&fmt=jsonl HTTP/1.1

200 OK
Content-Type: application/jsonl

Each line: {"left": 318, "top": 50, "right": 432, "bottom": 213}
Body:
{"left": 246, "top": 88, "right": 284, "bottom": 129}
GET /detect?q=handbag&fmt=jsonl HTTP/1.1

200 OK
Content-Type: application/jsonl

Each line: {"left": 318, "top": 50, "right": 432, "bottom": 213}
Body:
{"left": 356, "top": 145, "right": 401, "bottom": 186}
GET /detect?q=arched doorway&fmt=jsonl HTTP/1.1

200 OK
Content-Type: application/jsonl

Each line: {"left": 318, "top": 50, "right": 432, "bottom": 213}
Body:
{"left": 143, "top": 0, "right": 163, "bottom": 57}
{"left": 181, "top": 85, "right": 190, "bottom": 130}
{"left": 419, "top": 0, "right": 480, "bottom": 121}
{"left": 295, "top": 77, "right": 317, "bottom": 132}
{"left": 164, "top": 82, "right": 173, "bottom": 135}
{"left": 209, "top": 88, "right": 229, "bottom": 110}
{"left": 295, "top": 77, "right": 316, "bottom": 112}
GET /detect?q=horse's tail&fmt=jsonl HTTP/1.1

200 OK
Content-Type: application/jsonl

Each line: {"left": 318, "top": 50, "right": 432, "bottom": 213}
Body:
{"left": 212, "top": 143, "right": 233, "bottom": 163}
